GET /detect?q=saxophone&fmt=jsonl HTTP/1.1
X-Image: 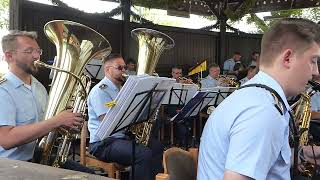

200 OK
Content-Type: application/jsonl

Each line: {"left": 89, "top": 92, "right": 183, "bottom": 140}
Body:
{"left": 291, "top": 81, "right": 320, "bottom": 177}
{"left": 129, "top": 28, "right": 174, "bottom": 146}
{"left": 34, "top": 20, "right": 111, "bottom": 167}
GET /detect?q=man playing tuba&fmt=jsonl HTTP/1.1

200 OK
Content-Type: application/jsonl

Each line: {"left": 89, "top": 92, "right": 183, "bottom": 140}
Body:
{"left": 87, "top": 53, "right": 164, "bottom": 180}
{"left": 0, "top": 31, "right": 83, "bottom": 162}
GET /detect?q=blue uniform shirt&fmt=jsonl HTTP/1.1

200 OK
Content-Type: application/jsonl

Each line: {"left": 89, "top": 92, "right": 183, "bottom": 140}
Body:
{"left": 200, "top": 75, "right": 218, "bottom": 88}
{"left": 197, "top": 71, "right": 291, "bottom": 180}
{"left": 223, "top": 58, "right": 236, "bottom": 73}
{"left": 0, "top": 71, "right": 48, "bottom": 161}
{"left": 311, "top": 92, "right": 320, "bottom": 112}
{"left": 87, "top": 77, "right": 124, "bottom": 143}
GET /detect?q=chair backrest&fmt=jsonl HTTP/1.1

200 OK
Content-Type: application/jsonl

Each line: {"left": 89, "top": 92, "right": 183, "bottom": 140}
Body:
{"left": 163, "top": 147, "right": 197, "bottom": 180}
{"left": 80, "top": 121, "right": 88, "bottom": 164}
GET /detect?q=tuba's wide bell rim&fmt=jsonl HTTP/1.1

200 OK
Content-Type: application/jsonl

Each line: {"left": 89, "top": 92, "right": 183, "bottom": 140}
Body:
{"left": 131, "top": 28, "right": 175, "bottom": 49}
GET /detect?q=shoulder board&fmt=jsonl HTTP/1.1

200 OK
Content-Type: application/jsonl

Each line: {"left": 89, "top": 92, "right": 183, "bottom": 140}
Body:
{"left": 0, "top": 77, "right": 7, "bottom": 84}
{"left": 99, "top": 84, "right": 108, "bottom": 90}
{"left": 270, "top": 93, "right": 284, "bottom": 115}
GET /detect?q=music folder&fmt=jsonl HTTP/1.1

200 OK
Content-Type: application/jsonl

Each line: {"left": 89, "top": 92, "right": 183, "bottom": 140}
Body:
{"left": 96, "top": 75, "right": 175, "bottom": 141}
{"left": 170, "top": 91, "right": 216, "bottom": 123}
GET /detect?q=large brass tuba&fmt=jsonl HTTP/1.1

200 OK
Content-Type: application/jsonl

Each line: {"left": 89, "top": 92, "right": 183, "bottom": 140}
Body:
{"left": 34, "top": 20, "right": 111, "bottom": 167}
{"left": 130, "top": 28, "right": 174, "bottom": 145}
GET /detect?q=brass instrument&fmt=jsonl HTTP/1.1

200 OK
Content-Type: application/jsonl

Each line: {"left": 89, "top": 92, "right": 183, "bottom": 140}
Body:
{"left": 35, "top": 20, "right": 111, "bottom": 167}
{"left": 130, "top": 28, "right": 174, "bottom": 146}
{"left": 178, "top": 77, "right": 194, "bottom": 84}
{"left": 291, "top": 81, "right": 319, "bottom": 178}
{"left": 217, "top": 75, "right": 240, "bottom": 88}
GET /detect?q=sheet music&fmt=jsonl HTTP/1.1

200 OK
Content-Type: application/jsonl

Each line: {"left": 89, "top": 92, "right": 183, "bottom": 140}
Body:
{"left": 162, "top": 83, "right": 198, "bottom": 105}
{"left": 96, "top": 75, "right": 175, "bottom": 141}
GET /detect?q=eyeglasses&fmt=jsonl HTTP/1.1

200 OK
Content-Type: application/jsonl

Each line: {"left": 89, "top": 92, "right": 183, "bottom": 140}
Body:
{"left": 14, "top": 48, "right": 43, "bottom": 56}
{"left": 109, "top": 65, "right": 127, "bottom": 71}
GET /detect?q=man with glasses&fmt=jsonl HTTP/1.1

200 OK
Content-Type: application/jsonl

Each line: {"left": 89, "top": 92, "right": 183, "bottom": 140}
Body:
{"left": 0, "top": 30, "right": 83, "bottom": 162}
{"left": 87, "top": 53, "right": 163, "bottom": 180}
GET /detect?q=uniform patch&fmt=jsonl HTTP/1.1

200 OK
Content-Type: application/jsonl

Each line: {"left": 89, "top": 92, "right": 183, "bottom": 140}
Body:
{"left": 99, "top": 84, "right": 108, "bottom": 90}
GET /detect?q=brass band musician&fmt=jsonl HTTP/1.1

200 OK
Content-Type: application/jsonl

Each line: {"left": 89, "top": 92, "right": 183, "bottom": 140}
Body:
{"left": 200, "top": 63, "right": 220, "bottom": 88}
{"left": 87, "top": 53, "right": 163, "bottom": 180}
{"left": 0, "top": 31, "right": 83, "bottom": 162}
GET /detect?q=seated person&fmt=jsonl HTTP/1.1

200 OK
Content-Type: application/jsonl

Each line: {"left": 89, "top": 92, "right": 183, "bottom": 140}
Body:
{"left": 239, "top": 66, "right": 258, "bottom": 85}
{"left": 200, "top": 63, "right": 220, "bottom": 88}
{"left": 88, "top": 53, "right": 163, "bottom": 180}
{"left": 171, "top": 65, "right": 193, "bottom": 84}
{"left": 125, "top": 58, "right": 137, "bottom": 75}
{"left": 223, "top": 52, "right": 242, "bottom": 75}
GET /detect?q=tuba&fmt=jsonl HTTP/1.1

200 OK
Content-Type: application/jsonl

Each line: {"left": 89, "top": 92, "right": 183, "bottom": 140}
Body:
{"left": 129, "top": 28, "right": 174, "bottom": 146}
{"left": 291, "top": 80, "right": 320, "bottom": 178}
{"left": 34, "top": 20, "right": 111, "bottom": 167}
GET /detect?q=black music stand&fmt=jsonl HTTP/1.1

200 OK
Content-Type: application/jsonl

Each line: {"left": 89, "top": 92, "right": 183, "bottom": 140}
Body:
{"left": 206, "top": 87, "right": 235, "bottom": 108}
{"left": 171, "top": 91, "right": 217, "bottom": 148}
{"left": 108, "top": 84, "right": 167, "bottom": 180}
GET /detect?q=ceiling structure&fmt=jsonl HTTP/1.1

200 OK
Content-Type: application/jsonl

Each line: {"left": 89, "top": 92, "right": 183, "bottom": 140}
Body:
{"left": 99, "top": 0, "right": 320, "bottom": 19}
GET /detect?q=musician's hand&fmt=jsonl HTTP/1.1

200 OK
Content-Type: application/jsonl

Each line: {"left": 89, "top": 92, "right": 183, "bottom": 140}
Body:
{"left": 54, "top": 109, "right": 84, "bottom": 130}
{"left": 297, "top": 163, "right": 306, "bottom": 173}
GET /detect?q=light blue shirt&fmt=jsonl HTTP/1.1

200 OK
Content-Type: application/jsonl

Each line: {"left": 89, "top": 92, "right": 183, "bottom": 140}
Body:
{"left": 197, "top": 71, "right": 291, "bottom": 180}
{"left": 87, "top": 76, "right": 124, "bottom": 143}
{"left": 0, "top": 71, "right": 48, "bottom": 161}
{"left": 200, "top": 75, "right": 218, "bottom": 88}
{"left": 223, "top": 58, "right": 236, "bottom": 73}
{"left": 311, "top": 91, "right": 320, "bottom": 112}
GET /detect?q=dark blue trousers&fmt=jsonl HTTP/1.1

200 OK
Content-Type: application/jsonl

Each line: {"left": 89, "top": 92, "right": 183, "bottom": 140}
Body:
{"left": 90, "top": 137, "right": 163, "bottom": 180}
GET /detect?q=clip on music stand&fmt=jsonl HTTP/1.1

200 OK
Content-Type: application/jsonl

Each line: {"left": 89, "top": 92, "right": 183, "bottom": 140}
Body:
{"left": 108, "top": 83, "right": 167, "bottom": 180}
{"left": 170, "top": 91, "right": 217, "bottom": 148}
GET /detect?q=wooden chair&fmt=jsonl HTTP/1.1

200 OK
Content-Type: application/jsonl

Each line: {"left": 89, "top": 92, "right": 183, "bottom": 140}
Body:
{"left": 80, "top": 121, "right": 121, "bottom": 179}
{"left": 156, "top": 147, "right": 199, "bottom": 180}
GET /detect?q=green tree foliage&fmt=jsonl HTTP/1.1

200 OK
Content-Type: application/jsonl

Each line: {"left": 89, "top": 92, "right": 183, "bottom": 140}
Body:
{"left": 0, "top": 0, "right": 9, "bottom": 29}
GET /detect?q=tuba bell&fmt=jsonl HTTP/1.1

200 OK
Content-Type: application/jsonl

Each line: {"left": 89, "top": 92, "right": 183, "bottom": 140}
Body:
{"left": 129, "top": 28, "right": 174, "bottom": 146}
{"left": 34, "top": 20, "right": 111, "bottom": 167}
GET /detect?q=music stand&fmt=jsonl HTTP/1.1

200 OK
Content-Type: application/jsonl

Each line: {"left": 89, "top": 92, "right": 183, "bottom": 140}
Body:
{"left": 170, "top": 91, "right": 217, "bottom": 148}
{"left": 96, "top": 76, "right": 174, "bottom": 180}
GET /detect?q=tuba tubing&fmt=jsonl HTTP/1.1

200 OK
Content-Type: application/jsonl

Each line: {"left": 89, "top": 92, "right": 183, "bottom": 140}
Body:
{"left": 35, "top": 20, "right": 111, "bottom": 166}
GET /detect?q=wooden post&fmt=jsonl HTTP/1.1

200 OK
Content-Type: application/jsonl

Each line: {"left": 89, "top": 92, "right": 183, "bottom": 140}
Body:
{"left": 9, "top": 0, "right": 22, "bottom": 30}
{"left": 121, "top": 0, "right": 131, "bottom": 60}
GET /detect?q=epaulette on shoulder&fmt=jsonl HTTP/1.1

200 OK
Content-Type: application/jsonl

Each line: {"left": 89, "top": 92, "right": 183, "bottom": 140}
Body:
{"left": 0, "top": 77, "right": 7, "bottom": 84}
{"left": 99, "top": 84, "right": 108, "bottom": 90}
{"left": 270, "top": 93, "right": 284, "bottom": 115}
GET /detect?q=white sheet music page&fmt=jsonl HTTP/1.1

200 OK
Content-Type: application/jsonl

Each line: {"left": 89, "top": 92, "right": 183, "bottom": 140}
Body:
{"left": 96, "top": 75, "right": 175, "bottom": 141}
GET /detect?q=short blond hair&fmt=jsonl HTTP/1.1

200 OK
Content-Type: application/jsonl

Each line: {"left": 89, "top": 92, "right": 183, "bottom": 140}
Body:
{"left": 1, "top": 30, "right": 38, "bottom": 52}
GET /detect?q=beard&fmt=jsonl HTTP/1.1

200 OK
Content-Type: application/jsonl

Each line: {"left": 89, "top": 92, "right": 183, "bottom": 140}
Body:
{"left": 16, "top": 60, "right": 38, "bottom": 75}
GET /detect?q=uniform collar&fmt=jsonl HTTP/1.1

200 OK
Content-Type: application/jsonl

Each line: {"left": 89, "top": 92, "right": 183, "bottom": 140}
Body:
{"left": 5, "top": 71, "right": 39, "bottom": 89}
{"left": 101, "top": 76, "right": 120, "bottom": 92}
{"left": 248, "top": 71, "right": 290, "bottom": 112}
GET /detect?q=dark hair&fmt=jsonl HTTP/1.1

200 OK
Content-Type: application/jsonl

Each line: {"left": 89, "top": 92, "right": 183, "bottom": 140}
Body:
{"left": 126, "top": 58, "right": 136, "bottom": 65}
{"left": 234, "top": 52, "right": 241, "bottom": 55}
{"left": 102, "top": 53, "right": 122, "bottom": 64}
{"left": 171, "top": 65, "right": 182, "bottom": 70}
{"left": 261, "top": 18, "right": 320, "bottom": 66}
